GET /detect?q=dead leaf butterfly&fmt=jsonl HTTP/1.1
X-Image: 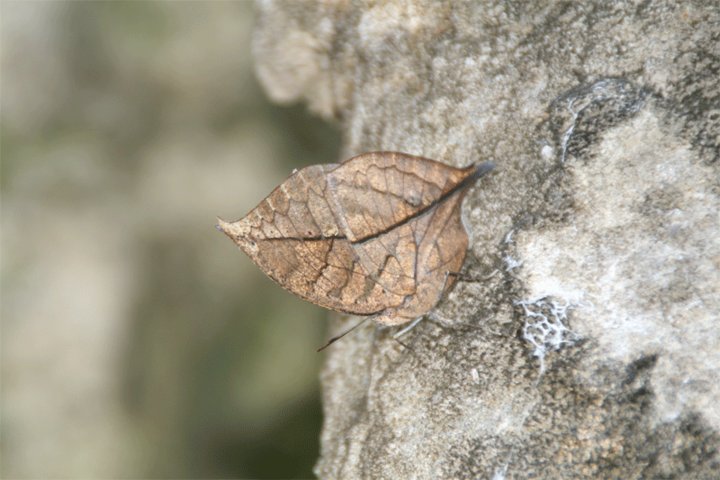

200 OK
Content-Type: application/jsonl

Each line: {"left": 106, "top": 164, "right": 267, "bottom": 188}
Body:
{"left": 218, "top": 152, "right": 494, "bottom": 340}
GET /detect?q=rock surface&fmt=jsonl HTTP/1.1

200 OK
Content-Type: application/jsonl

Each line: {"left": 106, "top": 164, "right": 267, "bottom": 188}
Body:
{"left": 254, "top": 1, "right": 719, "bottom": 478}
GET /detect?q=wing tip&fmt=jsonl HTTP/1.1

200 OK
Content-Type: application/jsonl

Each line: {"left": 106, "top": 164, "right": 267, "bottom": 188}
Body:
{"left": 473, "top": 161, "right": 496, "bottom": 179}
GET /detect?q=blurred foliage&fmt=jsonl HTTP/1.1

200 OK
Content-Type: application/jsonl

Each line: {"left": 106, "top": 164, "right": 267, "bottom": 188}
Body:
{"left": 1, "top": 1, "right": 340, "bottom": 478}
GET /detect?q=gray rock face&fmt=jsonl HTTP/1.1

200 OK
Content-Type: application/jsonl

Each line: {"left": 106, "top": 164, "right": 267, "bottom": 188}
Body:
{"left": 254, "top": 1, "right": 720, "bottom": 478}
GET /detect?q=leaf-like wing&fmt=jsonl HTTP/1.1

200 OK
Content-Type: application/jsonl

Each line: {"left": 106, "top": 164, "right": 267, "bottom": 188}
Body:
{"left": 218, "top": 164, "right": 405, "bottom": 315}
{"left": 325, "top": 152, "right": 478, "bottom": 242}
{"left": 219, "top": 152, "right": 493, "bottom": 325}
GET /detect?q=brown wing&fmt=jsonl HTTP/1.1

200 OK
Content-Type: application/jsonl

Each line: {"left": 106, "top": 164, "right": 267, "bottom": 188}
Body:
{"left": 372, "top": 185, "right": 469, "bottom": 325}
{"left": 218, "top": 153, "right": 491, "bottom": 324}
{"left": 325, "top": 152, "right": 477, "bottom": 303}
{"left": 217, "top": 164, "right": 405, "bottom": 315}
{"left": 324, "top": 152, "right": 478, "bottom": 242}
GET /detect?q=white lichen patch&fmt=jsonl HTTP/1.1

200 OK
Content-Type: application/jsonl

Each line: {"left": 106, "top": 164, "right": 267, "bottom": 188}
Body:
{"left": 503, "top": 253, "right": 523, "bottom": 272}
{"left": 492, "top": 463, "right": 509, "bottom": 480}
{"left": 516, "top": 297, "right": 582, "bottom": 374}
{"left": 515, "top": 108, "right": 720, "bottom": 428}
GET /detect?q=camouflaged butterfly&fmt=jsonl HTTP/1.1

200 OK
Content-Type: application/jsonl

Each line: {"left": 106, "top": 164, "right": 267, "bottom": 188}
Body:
{"left": 218, "top": 152, "right": 494, "bottom": 327}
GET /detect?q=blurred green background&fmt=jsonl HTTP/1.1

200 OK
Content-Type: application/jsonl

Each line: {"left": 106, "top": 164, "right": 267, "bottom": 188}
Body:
{"left": 1, "top": 1, "right": 340, "bottom": 478}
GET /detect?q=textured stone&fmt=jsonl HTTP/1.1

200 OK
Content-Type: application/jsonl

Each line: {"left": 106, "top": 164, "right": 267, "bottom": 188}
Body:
{"left": 254, "top": 1, "right": 719, "bottom": 478}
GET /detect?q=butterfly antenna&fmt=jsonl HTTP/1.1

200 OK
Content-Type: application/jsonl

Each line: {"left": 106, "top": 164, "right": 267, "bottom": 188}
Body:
{"left": 317, "top": 316, "right": 371, "bottom": 352}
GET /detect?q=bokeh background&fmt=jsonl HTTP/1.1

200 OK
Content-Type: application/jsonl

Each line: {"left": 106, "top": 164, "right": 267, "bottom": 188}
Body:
{"left": 1, "top": 1, "right": 340, "bottom": 478}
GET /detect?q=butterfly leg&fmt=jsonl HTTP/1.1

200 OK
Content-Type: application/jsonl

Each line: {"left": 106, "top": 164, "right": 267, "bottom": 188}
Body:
{"left": 393, "top": 316, "right": 425, "bottom": 339}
